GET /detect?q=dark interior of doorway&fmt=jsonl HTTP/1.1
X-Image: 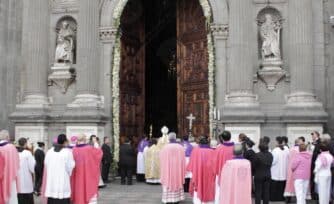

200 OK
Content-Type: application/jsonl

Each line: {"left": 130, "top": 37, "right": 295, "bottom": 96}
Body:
{"left": 144, "top": 0, "right": 178, "bottom": 137}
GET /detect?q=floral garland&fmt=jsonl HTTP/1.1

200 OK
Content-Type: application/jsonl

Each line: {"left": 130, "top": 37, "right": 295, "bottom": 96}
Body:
{"left": 112, "top": 36, "right": 121, "bottom": 162}
{"left": 111, "top": 0, "right": 216, "bottom": 161}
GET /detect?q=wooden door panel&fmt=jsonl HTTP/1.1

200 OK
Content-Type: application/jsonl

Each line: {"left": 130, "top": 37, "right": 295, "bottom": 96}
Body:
{"left": 177, "top": 0, "right": 209, "bottom": 137}
{"left": 119, "top": 0, "right": 145, "bottom": 139}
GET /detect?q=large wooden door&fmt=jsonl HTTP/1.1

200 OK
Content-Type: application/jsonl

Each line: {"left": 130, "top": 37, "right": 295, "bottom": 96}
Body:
{"left": 177, "top": 0, "right": 209, "bottom": 137}
{"left": 119, "top": 0, "right": 145, "bottom": 140}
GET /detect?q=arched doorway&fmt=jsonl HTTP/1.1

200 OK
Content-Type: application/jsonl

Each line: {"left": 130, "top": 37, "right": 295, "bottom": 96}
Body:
{"left": 117, "top": 0, "right": 211, "bottom": 142}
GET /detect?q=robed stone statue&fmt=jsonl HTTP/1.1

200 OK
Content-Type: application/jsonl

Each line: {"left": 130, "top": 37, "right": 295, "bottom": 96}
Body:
{"left": 260, "top": 14, "right": 281, "bottom": 60}
{"left": 55, "top": 21, "right": 75, "bottom": 64}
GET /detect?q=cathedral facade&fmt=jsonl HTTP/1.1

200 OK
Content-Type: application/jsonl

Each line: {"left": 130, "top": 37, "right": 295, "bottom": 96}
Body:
{"left": 1, "top": 0, "right": 334, "bottom": 152}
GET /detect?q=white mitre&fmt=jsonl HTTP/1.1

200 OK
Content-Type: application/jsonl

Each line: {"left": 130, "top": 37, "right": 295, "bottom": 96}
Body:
{"left": 161, "top": 126, "right": 169, "bottom": 136}
{"left": 158, "top": 126, "right": 169, "bottom": 147}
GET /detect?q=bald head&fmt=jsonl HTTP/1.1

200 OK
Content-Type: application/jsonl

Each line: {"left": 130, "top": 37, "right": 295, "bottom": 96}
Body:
{"left": 168, "top": 132, "right": 177, "bottom": 141}
{"left": 0, "top": 130, "right": 10, "bottom": 141}
{"left": 77, "top": 133, "right": 87, "bottom": 144}
{"left": 233, "top": 144, "right": 243, "bottom": 156}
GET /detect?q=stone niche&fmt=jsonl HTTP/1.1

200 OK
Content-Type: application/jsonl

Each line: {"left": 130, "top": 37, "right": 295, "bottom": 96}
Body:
{"left": 256, "top": 7, "right": 286, "bottom": 91}
{"left": 48, "top": 16, "right": 77, "bottom": 94}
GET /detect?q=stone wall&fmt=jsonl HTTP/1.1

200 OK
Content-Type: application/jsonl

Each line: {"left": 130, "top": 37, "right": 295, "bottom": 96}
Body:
{"left": 1, "top": 0, "right": 334, "bottom": 145}
{"left": 0, "top": 0, "right": 22, "bottom": 136}
{"left": 324, "top": 0, "right": 334, "bottom": 135}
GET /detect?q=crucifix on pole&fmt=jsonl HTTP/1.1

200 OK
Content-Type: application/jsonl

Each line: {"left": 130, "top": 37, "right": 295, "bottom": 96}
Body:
{"left": 186, "top": 113, "right": 196, "bottom": 138}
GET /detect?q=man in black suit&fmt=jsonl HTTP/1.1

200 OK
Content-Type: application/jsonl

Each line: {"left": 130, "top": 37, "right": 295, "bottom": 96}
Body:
{"left": 101, "top": 137, "right": 113, "bottom": 183}
{"left": 254, "top": 142, "right": 273, "bottom": 204}
{"left": 34, "top": 141, "right": 45, "bottom": 196}
{"left": 119, "top": 137, "right": 136, "bottom": 185}
{"left": 310, "top": 131, "right": 321, "bottom": 200}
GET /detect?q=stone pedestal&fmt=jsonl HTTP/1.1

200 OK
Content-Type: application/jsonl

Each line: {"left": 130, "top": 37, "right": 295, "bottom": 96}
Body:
{"left": 258, "top": 59, "right": 286, "bottom": 91}
{"left": 225, "top": 124, "right": 261, "bottom": 151}
{"left": 283, "top": 92, "right": 328, "bottom": 122}
{"left": 66, "top": 124, "right": 105, "bottom": 138}
{"left": 223, "top": 92, "right": 264, "bottom": 122}
{"left": 286, "top": 124, "right": 323, "bottom": 147}
{"left": 48, "top": 63, "right": 76, "bottom": 93}
{"left": 15, "top": 124, "right": 48, "bottom": 148}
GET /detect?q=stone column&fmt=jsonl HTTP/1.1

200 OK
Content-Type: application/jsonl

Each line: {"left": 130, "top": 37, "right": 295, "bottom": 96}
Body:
{"left": 10, "top": 0, "right": 50, "bottom": 143}
{"left": 211, "top": 23, "right": 228, "bottom": 107}
{"left": 67, "top": 0, "right": 104, "bottom": 114}
{"left": 65, "top": 0, "right": 106, "bottom": 134}
{"left": 14, "top": 0, "right": 50, "bottom": 112}
{"left": 222, "top": 0, "right": 264, "bottom": 122}
{"left": 283, "top": 0, "right": 327, "bottom": 122}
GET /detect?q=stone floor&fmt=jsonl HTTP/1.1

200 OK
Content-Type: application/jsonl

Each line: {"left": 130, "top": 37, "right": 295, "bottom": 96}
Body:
{"left": 35, "top": 179, "right": 318, "bottom": 204}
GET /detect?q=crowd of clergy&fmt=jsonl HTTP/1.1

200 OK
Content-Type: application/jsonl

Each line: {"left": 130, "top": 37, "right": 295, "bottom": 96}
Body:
{"left": 137, "top": 128, "right": 334, "bottom": 204}
{"left": 0, "top": 130, "right": 113, "bottom": 204}
{"left": 1, "top": 125, "right": 334, "bottom": 204}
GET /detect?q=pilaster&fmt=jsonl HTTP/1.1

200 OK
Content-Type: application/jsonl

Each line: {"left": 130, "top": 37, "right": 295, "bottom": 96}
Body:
{"left": 11, "top": 0, "right": 50, "bottom": 120}
{"left": 222, "top": 0, "right": 264, "bottom": 123}
{"left": 65, "top": 0, "right": 106, "bottom": 120}
{"left": 283, "top": 0, "right": 327, "bottom": 122}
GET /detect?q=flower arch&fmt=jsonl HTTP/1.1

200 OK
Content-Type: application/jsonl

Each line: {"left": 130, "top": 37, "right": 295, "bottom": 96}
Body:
{"left": 109, "top": 0, "right": 216, "bottom": 161}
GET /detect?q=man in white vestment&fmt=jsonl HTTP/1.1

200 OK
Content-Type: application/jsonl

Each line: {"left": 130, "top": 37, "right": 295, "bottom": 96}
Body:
{"left": 44, "top": 134, "right": 75, "bottom": 204}
{"left": 17, "top": 138, "right": 35, "bottom": 204}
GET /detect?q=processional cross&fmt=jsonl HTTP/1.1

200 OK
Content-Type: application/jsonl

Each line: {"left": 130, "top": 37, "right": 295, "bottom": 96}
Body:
{"left": 186, "top": 113, "right": 196, "bottom": 133}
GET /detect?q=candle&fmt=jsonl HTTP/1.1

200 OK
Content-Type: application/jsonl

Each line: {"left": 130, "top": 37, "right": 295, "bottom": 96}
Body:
{"left": 213, "top": 107, "right": 217, "bottom": 120}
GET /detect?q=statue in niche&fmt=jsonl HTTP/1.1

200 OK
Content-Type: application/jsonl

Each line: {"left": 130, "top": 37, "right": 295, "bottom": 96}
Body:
{"left": 55, "top": 21, "right": 75, "bottom": 64}
{"left": 260, "top": 14, "right": 281, "bottom": 60}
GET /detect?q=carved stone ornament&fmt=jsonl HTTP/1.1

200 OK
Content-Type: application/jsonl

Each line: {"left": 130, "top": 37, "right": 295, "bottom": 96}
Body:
{"left": 99, "top": 27, "right": 118, "bottom": 43}
{"left": 210, "top": 23, "right": 229, "bottom": 39}
{"left": 257, "top": 68, "right": 286, "bottom": 91}
{"left": 257, "top": 7, "right": 285, "bottom": 91}
{"left": 48, "top": 63, "right": 76, "bottom": 93}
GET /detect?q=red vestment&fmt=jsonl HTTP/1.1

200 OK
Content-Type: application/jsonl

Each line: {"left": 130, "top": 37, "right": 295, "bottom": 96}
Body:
{"left": 0, "top": 142, "right": 19, "bottom": 203}
{"left": 71, "top": 145, "right": 102, "bottom": 204}
{"left": 214, "top": 142, "right": 234, "bottom": 179}
{"left": 160, "top": 143, "right": 186, "bottom": 191}
{"left": 0, "top": 153, "right": 5, "bottom": 204}
{"left": 220, "top": 158, "right": 252, "bottom": 204}
{"left": 187, "top": 146, "right": 216, "bottom": 202}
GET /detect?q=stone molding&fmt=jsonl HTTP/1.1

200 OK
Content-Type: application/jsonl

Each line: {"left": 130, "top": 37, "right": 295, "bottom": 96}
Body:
{"left": 99, "top": 27, "right": 118, "bottom": 43}
{"left": 286, "top": 124, "right": 323, "bottom": 146}
{"left": 66, "top": 124, "right": 105, "bottom": 138}
{"left": 282, "top": 92, "right": 328, "bottom": 123}
{"left": 253, "top": 0, "right": 287, "bottom": 4}
{"left": 52, "top": 0, "right": 78, "bottom": 14}
{"left": 225, "top": 124, "right": 261, "bottom": 151}
{"left": 210, "top": 23, "right": 228, "bottom": 40}
{"left": 15, "top": 125, "right": 48, "bottom": 147}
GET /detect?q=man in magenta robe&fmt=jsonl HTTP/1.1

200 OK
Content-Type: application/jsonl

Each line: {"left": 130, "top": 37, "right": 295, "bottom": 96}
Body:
{"left": 0, "top": 151, "right": 5, "bottom": 204}
{"left": 160, "top": 132, "right": 186, "bottom": 203}
{"left": 71, "top": 133, "right": 103, "bottom": 204}
{"left": 220, "top": 144, "right": 252, "bottom": 204}
{"left": 0, "top": 130, "right": 20, "bottom": 204}
{"left": 187, "top": 136, "right": 216, "bottom": 204}
{"left": 214, "top": 130, "right": 234, "bottom": 204}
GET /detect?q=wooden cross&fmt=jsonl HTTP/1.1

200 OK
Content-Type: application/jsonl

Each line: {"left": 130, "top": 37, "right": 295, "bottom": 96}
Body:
{"left": 186, "top": 113, "right": 196, "bottom": 130}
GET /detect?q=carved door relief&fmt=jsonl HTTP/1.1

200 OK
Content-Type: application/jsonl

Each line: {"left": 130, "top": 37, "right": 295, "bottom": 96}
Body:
{"left": 177, "top": 0, "right": 210, "bottom": 137}
{"left": 119, "top": 0, "right": 145, "bottom": 139}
